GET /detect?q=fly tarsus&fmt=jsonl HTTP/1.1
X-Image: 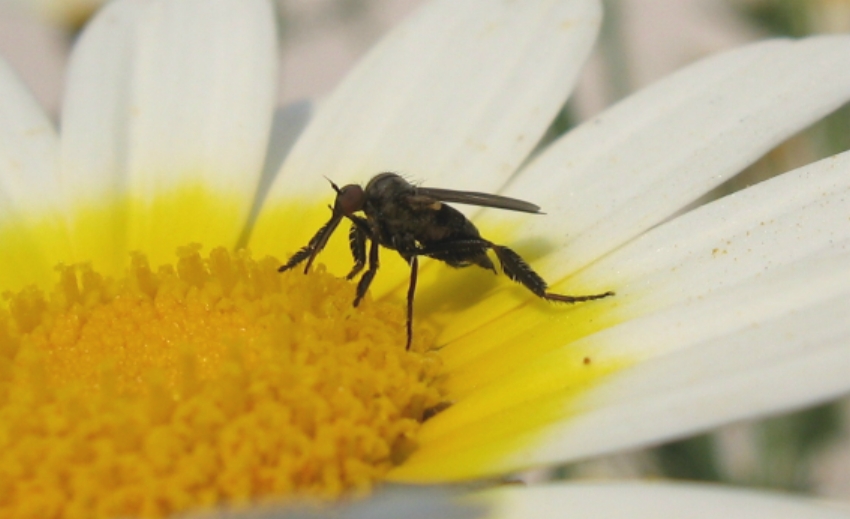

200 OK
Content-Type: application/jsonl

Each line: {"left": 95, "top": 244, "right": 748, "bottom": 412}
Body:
{"left": 278, "top": 246, "right": 313, "bottom": 273}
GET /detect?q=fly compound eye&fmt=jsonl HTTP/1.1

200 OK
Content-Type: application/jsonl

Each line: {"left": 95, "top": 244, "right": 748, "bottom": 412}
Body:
{"left": 335, "top": 185, "right": 365, "bottom": 215}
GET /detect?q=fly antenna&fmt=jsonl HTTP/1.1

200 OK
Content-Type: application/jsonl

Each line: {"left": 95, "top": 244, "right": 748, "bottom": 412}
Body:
{"left": 324, "top": 176, "right": 341, "bottom": 193}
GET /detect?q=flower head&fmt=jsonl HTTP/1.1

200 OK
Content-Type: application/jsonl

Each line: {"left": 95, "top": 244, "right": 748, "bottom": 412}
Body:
{"left": 1, "top": 0, "right": 850, "bottom": 517}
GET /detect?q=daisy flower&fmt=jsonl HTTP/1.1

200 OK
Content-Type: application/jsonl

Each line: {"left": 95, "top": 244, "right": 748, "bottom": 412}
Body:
{"left": 1, "top": 0, "right": 849, "bottom": 518}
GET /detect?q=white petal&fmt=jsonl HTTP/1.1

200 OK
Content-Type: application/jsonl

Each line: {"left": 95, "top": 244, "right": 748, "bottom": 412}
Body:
{"left": 533, "top": 255, "right": 850, "bottom": 466}
{"left": 489, "top": 36, "right": 850, "bottom": 279}
{"left": 61, "top": 0, "right": 146, "bottom": 204}
{"left": 0, "top": 56, "right": 71, "bottom": 290}
{"left": 121, "top": 0, "right": 276, "bottom": 197}
{"left": 61, "top": 0, "right": 277, "bottom": 255}
{"left": 321, "top": 0, "right": 599, "bottom": 189}
{"left": 583, "top": 150, "right": 850, "bottom": 324}
{"left": 0, "top": 56, "right": 61, "bottom": 216}
{"left": 255, "top": 0, "right": 600, "bottom": 205}
{"left": 482, "top": 482, "right": 850, "bottom": 519}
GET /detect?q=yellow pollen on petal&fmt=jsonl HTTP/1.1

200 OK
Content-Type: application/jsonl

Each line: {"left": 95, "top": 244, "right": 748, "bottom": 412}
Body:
{"left": 0, "top": 246, "right": 444, "bottom": 519}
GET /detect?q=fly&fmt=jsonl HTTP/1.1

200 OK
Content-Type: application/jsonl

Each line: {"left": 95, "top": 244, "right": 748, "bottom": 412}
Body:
{"left": 278, "top": 172, "right": 614, "bottom": 350}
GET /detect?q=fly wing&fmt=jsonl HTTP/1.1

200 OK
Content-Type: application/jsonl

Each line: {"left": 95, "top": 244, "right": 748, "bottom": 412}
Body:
{"left": 415, "top": 187, "right": 542, "bottom": 214}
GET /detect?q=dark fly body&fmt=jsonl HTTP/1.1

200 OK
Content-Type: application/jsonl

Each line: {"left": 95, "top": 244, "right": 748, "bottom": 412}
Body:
{"left": 279, "top": 172, "right": 614, "bottom": 350}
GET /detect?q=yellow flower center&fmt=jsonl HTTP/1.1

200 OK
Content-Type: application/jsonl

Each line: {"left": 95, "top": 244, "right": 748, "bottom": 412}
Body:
{"left": 0, "top": 245, "right": 444, "bottom": 519}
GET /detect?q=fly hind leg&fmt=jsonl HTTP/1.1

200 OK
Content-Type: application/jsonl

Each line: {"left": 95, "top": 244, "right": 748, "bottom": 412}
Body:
{"left": 490, "top": 244, "right": 614, "bottom": 302}
{"left": 415, "top": 238, "right": 613, "bottom": 302}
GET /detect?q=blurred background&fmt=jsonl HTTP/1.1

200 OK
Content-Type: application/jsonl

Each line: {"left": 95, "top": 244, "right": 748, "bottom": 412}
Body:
{"left": 1, "top": 0, "right": 849, "bottom": 501}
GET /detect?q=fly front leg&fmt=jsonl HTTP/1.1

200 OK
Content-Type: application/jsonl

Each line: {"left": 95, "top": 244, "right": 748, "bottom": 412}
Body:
{"left": 353, "top": 238, "right": 380, "bottom": 307}
{"left": 278, "top": 210, "right": 343, "bottom": 274}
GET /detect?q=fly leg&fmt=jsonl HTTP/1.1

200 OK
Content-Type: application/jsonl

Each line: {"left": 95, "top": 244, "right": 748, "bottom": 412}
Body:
{"left": 278, "top": 208, "right": 343, "bottom": 274}
{"left": 415, "top": 239, "right": 614, "bottom": 302}
{"left": 405, "top": 255, "right": 419, "bottom": 351}
{"left": 353, "top": 238, "right": 380, "bottom": 307}
{"left": 489, "top": 244, "right": 613, "bottom": 302}
{"left": 345, "top": 222, "right": 368, "bottom": 280}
